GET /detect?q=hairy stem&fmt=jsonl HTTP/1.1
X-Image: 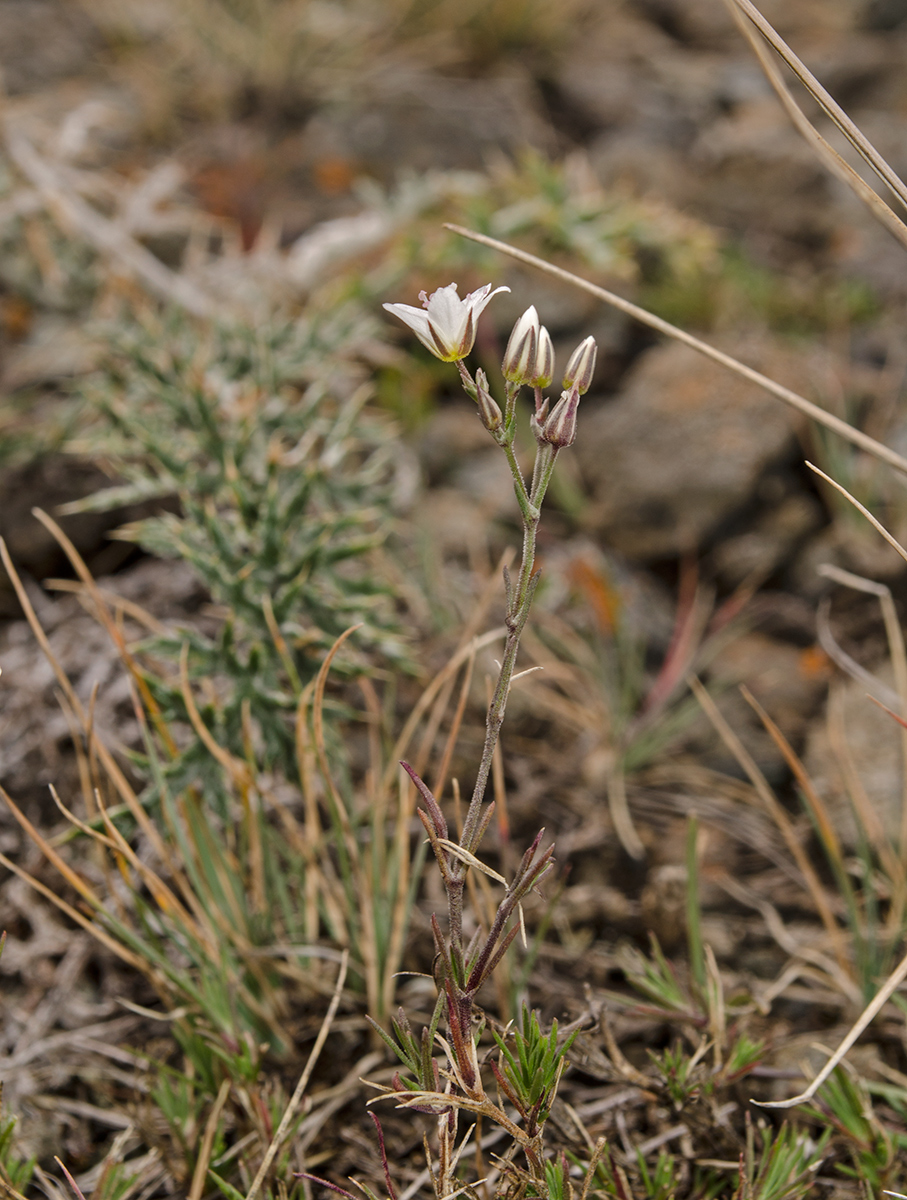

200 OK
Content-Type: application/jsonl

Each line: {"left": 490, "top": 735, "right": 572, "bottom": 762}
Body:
{"left": 445, "top": 360, "right": 559, "bottom": 977}
{"left": 458, "top": 441, "right": 557, "bottom": 861}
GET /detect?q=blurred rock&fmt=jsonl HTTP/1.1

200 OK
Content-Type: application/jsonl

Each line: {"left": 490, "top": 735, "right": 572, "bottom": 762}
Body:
{"left": 688, "top": 98, "right": 833, "bottom": 246}
{"left": 863, "top": 0, "right": 907, "bottom": 29}
{"left": 536, "top": 537, "right": 677, "bottom": 648}
{"left": 302, "top": 71, "right": 554, "bottom": 178}
{"left": 551, "top": 1, "right": 907, "bottom": 293}
{"left": 416, "top": 402, "right": 523, "bottom": 552}
{"left": 803, "top": 664, "right": 905, "bottom": 847}
{"left": 710, "top": 631, "right": 829, "bottom": 732}
{"left": 792, "top": 520, "right": 907, "bottom": 594}
{"left": 684, "top": 631, "right": 830, "bottom": 779}
{"left": 418, "top": 402, "right": 496, "bottom": 483}
{"left": 711, "top": 491, "right": 823, "bottom": 585}
{"left": 0, "top": 458, "right": 170, "bottom": 616}
{"left": 0, "top": 1, "right": 98, "bottom": 96}
{"left": 574, "top": 339, "right": 805, "bottom": 560}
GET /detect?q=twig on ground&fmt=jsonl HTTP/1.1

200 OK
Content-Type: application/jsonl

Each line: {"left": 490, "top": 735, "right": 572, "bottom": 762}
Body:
{"left": 188, "top": 1080, "right": 231, "bottom": 1200}
{"left": 754, "top": 945, "right": 907, "bottom": 1108}
{"left": 245, "top": 949, "right": 350, "bottom": 1200}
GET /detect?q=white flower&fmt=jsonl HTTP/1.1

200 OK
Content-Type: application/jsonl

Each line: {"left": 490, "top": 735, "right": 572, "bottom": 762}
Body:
{"left": 383, "top": 282, "right": 510, "bottom": 362}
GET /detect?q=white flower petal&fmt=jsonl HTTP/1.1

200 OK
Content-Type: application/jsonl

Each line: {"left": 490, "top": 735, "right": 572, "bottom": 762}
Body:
{"left": 425, "top": 284, "right": 470, "bottom": 353}
{"left": 464, "top": 283, "right": 507, "bottom": 313}
{"left": 382, "top": 302, "right": 436, "bottom": 352}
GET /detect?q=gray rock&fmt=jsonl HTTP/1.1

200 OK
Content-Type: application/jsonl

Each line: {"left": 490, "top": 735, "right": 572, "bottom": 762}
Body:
{"left": 803, "top": 664, "right": 906, "bottom": 849}
{"left": 574, "top": 339, "right": 804, "bottom": 560}
{"left": 0, "top": 1, "right": 98, "bottom": 96}
{"left": 711, "top": 492, "right": 823, "bottom": 585}
{"left": 301, "top": 70, "right": 554, "bottom": 178}
{"left": 683, "top": 631, "right": 829, "bottom": 780}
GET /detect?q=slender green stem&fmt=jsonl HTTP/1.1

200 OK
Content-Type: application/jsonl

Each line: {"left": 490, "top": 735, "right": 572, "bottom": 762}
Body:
{"left": 501, "top": 440, "right": 535, "bottom": 525}
{"left": 446, "top": 359, "right": 561, "bottom": 969}
{"left": 458, "top": 442, "right": 557, "bottom": 860}
{"left": 504, "top": 379, "right": 520, "bottom": 427}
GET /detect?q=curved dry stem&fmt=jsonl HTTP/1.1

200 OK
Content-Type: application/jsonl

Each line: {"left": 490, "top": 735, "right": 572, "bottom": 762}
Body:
{"left": 688, "top": 676, "right": 853, "bottom": 981}
{"left": 725, "top": 0, "right": 907, "bottom": 213}
{"left": 724, "top": 0, "right": 907, "bottom": 250}
{"left": 312, "top": 624, "right": 363, "bottom": 854}
{"left": 444, "top": 225, "right": 907, "bottom": 478}
{"left": 32, "top": 507, "right": 178, "bottom": 756}
{"left": 245, "top": 950, "right": 350, "bottom": 1200}
{"left": 807, "top": 462, "right": 907, "bottom": 567}
{"left": 606, "top": 763, "right": 644, "bottom": 862}
{"left": 380, "top": 627, "right": 507, "bottom": 796}
{"left": 754, "top": 944, "right": 907, "bottom": 1108}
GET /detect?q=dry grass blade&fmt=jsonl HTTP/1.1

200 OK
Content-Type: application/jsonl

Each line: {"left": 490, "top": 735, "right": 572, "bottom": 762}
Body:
{"left": 1, "top": 787, "right": 107, "bottom": 914}
{"left": 435, "top": 841, "right": 507, "bottom": 884}
{"left": 312, "top": 624, "right": 363, "bottom": 855}
{"left": 45, "top": 578, "right": 169, "bottom": 637}
{"left": 445, "top": 225, "right": 907, "bottom": 477}
{"left": 726, "top": 0, "right": 907, "bottom": 213}
{"left": 431, "top": 644, "right": 477, "bottom": 805}
{"left": 816, "top": 600, "right": 900, "bottom": 707}
{"left": 715, "top": 870, "right": 860, "bottom": 1004}
{"left": 687, "top": 676, "right": 852, "bottom": 979}
{"left": 807, "top": 462, "right": 907, "bottom": 567}
{"left": 0, "top": 1177, "right": 29, "bottom": 1200}
{"left": 380, "top": 627, "right": 508, "bottom": 796}
{"left": 818, "top": 562, "right": 907, "bottom": 853}
{"left": 0, "top": 536, "right": 83, "bottom": 721}
{"left": 48, "top": 784, "right": 119, "bottom": 853}
{"left": 740, "top": 685, "right": 844, "bottom": 868}
{"left": 92, "top": 785, "right": 203, "bottom": 934}
{"left": 310, "top": 627, "right": 386, "bottom": 1009}
{"left": 178, "top": 642, "right": 251, "bottom": 785}
{"left": 754, "top": 943, "right": 907, "bottom": 1108}
{"left": 32, "top": 508, "right": 177, "bottom": 756}
{"left": 829, "top": 690, "right": 904, "bottom": 895}
{"left": 0, "top": 847, "right": 147, "bottom": 973}
{"left": 53, "top": 1158, "right": 86, "bottom": 1200}
{"left": 188, "top": 1079, "right": 231, "bottom": 1200}
{"left": 245, "top": 949, "right": 349, "bottom": 1200}
{"left": 724, "top": 0, "right": 907, "bottom": 249}
{"left": 606, "top": 764, "right": 644, "bottom": 862}
{"left": 1, "top": 526, "right": 184, "bottom": 877}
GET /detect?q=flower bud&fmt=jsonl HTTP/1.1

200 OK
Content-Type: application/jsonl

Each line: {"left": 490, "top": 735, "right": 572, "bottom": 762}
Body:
{"left": 502, "top": 306, "right": 539, "bottom": 384}
{"left": 541, "top": 385, "right": 580, "bottom": 449}
{"left": 529, "top": 325, "right": 555, "bottom": 389}
{"left": 529, "top": 394, "right": 550, "bottom": 442}
{"left": 474, "top": 368, "right": 503, "bottom": 432}
{"left": 562, "top": 335, "right": 597, "bottom": 395}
